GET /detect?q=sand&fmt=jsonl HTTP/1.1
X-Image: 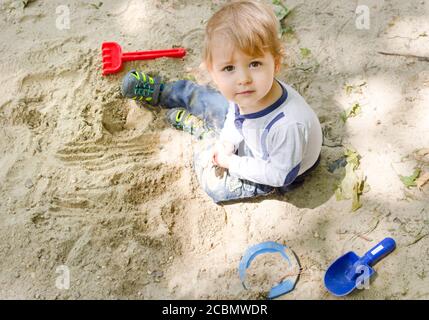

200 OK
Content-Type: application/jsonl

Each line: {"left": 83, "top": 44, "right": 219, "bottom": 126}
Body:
{"left": 0, "top": 0, "right": 428, "bottom": 299}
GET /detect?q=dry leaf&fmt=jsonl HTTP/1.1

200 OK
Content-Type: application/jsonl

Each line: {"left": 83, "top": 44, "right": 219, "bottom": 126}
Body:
{"left": 417, "top": 148, "right": 429, "bottom": 155}
{"left": 300, "top": 48, "right": 312, "bottom": 58}
{"left": 340, "top": 103, "right": 361, "bottom": 122}
{"left": 416, "top": 172, "right": 429, "bottom": 190}
{"left": 414, "top": 148, "right": 429, "bottom": 163}
{"left": 335, "top": 148, "right": 367, "bottom": 212}
{"left": 400, "top": 168, "right": 421, "bottom": 188}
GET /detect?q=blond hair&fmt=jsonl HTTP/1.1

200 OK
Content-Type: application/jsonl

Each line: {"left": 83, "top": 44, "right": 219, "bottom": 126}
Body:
{"left": 203, "top": 0, "right": 284, "bottom": 69}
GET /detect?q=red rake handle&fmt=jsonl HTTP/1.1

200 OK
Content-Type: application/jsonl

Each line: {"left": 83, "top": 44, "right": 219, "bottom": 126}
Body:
{"left": 122, "top": 48, "right": 186, "bottom": 61}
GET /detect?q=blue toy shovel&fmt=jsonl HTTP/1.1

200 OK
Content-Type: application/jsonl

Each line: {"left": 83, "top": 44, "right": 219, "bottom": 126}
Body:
{"left": 324, "top": 237, "right": 396, "bottom": 296}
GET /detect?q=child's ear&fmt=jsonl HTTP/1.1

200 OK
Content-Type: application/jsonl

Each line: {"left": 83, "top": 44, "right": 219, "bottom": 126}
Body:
{"left": 200, "top": 61, "right": 215, "bottom": 78}
{"left": 199, "top": 61, "right": 208, "bottom": 71}
{"left": 274, "top": 56, "right": 282, "bottom": 74}
{"left": 200, "top": 62, "right": 219, "bottom": 87}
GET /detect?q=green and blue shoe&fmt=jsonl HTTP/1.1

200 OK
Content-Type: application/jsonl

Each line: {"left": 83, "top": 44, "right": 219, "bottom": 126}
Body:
{"left": 121, "top": 70, "right": 164, "bottom": 106}
{"left": 166, "top": 108, "right": 215, "bottom": 140}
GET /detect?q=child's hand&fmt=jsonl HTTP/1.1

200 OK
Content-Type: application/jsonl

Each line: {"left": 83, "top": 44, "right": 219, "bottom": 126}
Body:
{"left": 220, "top": 141, "right": 235, "bottom": 155}
{"left": 211, "top": 141, "right": 234, "bottom": 169}
{"left": 214, "top": 149, "right": 232, "bottom": 169}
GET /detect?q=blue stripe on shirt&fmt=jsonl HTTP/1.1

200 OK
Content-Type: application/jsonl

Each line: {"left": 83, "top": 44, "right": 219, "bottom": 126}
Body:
{"left": 261, "top": 112, "right": 285, "bottom": 160}
{"left": 284, "top": 162, "right": 301, "bottom": 186}
{"left": 237, "top": 81, "right": 288, "bottom": 119}
{"left": 234, "top": 104, "right": 245, "bottom": 134}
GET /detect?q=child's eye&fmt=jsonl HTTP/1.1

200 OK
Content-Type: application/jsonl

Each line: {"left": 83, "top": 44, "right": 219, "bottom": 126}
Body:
{"left": 222, "top": 65, "right": 235, "bottom": 72}
{"left": 249, "top": 61, "right": 262, "bottom": 68}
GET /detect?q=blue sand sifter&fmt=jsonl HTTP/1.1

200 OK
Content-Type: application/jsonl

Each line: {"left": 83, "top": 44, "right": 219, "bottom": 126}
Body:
{"left": 324, "top": 237, "right": 396, "bottom": 296}
{"left": 238, "top": 241, "right": 300, "bottom": 299}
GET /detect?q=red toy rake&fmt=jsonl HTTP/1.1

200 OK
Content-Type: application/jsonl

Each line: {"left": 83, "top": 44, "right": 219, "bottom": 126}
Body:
{"left": 101, "top": 42, "right": 186, "bottom": 75}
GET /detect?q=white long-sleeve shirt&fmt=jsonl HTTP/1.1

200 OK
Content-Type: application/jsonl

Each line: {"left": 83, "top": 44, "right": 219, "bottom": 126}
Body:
{"left": 219, "top": 80, "right": 322, "bottom": 187}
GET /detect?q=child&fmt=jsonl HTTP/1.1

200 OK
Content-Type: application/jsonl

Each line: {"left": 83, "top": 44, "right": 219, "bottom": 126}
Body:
{"left": 121, "top": 0, "right": 322, "bottom": 203}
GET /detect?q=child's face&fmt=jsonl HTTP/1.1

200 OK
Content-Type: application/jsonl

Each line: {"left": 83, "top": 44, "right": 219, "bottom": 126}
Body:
{"left": 208, "top": 41, "right": 280, "bottom": 110}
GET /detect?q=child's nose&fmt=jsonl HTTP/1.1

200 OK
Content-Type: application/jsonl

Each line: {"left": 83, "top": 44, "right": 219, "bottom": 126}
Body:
{"left": 237, "top": 69, "right": 252, "bottom": 85}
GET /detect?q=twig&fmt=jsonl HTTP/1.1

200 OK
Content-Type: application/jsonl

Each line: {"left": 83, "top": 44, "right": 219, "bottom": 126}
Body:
{"left": 322, "top": 141, "right": 344, "bottom": 148}
{"left": 350, "top": 218, "right": 380, "bottom": 243}
{"left": 355, "top": 233, "right": 372, "bottom": 242}
{"left": 336, "top": 17, "right": 353, "bottom": 41}
{"left": 286, "top": 66, "right": 314, "bottom": 72}
{"left": 378, "top": 51, "right": 429, "bottom": 62}
{"left": 387, "top": 35, "right": 425, "bottom": 41}
{"left": 406, "top": 233, "right": 429, "bottom": 247}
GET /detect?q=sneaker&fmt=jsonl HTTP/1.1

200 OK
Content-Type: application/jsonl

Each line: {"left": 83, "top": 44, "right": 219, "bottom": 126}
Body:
{"left": 166, "top": 108, "right": 215, "bottom": 139}
{"left": 121, "top": 70, "right": 164, "bottom": 106}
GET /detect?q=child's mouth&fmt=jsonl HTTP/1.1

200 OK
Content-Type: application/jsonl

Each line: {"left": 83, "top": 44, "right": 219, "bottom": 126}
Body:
{"left": 236, "top": 90, "right": 255, "bottom": 96}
